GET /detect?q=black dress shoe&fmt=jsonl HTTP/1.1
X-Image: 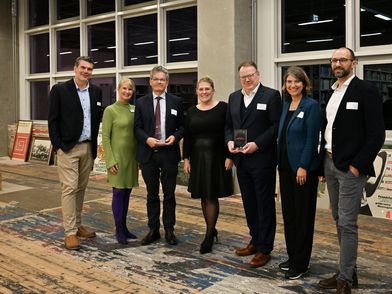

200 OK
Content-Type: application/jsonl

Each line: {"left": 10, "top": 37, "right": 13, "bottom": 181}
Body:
{"left": 165, "top": 230, "right": 177, "bottom": 245}
{"left": 278, "top": 260, "right": 290, "bottom": 272}
{"left": 141, "top": 229, "right": 160, "bottom": 246}
{"left": 284, "top": 268, "right": 308, "bottom": 280}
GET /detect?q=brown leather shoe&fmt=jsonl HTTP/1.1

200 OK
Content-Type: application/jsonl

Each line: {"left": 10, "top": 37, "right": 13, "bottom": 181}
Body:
{"left": 337, "top": 279, "right": 351, "bottom": 294}
{"left": 77, "top": 226, "right": 96, "bottom": 238}
{"left": 249, "top": 252, "right": 271, "bottom": 268}
{"left": 235, "top": 243, "right": 257, "bottom": 256}
{"left": 64, "top": 235, "right": 80, "bottom": 250}
{"left": 318, "top": 272, "right": 358, "bottom": 289}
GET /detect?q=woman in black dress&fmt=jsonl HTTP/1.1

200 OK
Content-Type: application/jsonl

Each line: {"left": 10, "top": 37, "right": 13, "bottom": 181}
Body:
{"left": 183, "top": 76, "right": 233, "bottom": 254}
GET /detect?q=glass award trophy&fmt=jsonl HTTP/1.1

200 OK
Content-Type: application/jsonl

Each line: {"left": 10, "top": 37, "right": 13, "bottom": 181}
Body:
{"left": 234, "top": 129, "right": 247, "bottom": 149}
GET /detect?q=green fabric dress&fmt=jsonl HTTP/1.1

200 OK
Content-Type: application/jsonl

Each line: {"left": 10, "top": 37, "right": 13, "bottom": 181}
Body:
{"left": 102, "top": 101, "right": 139, "bottom": 188}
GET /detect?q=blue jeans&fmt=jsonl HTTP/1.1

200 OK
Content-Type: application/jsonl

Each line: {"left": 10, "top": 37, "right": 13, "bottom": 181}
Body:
{"left": 324, "top": 156, "right": 367, "bottom": 285}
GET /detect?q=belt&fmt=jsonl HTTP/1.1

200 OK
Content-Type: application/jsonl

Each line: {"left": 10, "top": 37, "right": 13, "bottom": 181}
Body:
{"left": 326, "top": 151, "right": 333, "bottom": 159}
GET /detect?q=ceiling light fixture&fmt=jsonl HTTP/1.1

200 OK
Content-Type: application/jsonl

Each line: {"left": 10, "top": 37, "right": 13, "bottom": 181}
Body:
{"left": 375, "top": 14, "right": 392, "bottom": 21}
{"left": 172, "top": 53, "right": 190, "bottom": 56}
{"left": 145, "top": 55, "right": 158, "bottom": 59}
{"left": 134, "top": 41, "right": 155, "bottom": 46}
{"left": 59, "top": 51, "right": 72, "bottom": 55}
{"left": 361, "top": 32, "right": 382, "bottom": 37}
{"left": 306, "top": 38, "right": 333, "bottom": 43}
{"left": 169, "top": 37, "right": 191, "bottom": 42}
{"left": 298, "top": 19, "right": 333, "bottom": 26}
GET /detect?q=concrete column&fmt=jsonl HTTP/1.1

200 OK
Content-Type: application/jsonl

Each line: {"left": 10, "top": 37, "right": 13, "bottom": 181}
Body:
{"left": 0, "top": 0, "right": 18, "bottom": 156}
{"left": 198, "top": 0, "right": 252, "bottom": 194}
{"left": 197, "top": 0, "right": 252, "bottom": 101}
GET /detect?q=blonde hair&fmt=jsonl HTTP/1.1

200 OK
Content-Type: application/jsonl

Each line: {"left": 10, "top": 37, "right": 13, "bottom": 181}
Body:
{"left": 197, "top": 76, "right": 215, "bottom": 90}
{"left": 118, "top": 78, "right": 135, "bottom": 91}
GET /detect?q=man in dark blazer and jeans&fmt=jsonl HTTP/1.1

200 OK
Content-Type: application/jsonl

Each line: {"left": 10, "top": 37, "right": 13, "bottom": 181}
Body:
{"left": 318, "top": 48, "right": 385, "bottom": 294}
{"left": 225, "top": 61, "right": 282, "bottom": 268}
{"left": 134, "top": 66, "right": 184, "bottom": 246}
{"left": 48, "top": 56, "right": 103, "bottom": 250}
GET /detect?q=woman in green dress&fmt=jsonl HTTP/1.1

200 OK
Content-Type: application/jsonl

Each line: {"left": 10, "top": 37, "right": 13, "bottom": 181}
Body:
{"left": 102, "top": 78, "right": 139, "bottom": 244}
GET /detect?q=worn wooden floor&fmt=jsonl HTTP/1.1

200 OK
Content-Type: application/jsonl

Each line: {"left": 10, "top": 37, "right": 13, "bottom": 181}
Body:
{"left": 0, "top": 157, "right": 391, "bottom": 294}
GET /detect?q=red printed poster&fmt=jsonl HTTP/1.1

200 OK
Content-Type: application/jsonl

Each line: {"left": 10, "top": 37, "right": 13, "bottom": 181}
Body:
{"left": 11, "top": 120, "right": 33, "bottom": 161}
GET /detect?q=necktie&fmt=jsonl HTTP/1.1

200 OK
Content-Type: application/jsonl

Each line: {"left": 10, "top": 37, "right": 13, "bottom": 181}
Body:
{"left": 154, "top": 97, "right": 161, "bottom": 140}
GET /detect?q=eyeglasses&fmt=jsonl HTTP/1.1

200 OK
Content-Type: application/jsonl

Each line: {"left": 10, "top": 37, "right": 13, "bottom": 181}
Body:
{"left": 151, "top": 78, "right": 167, "bottom": 83}
{"left": 240, "top": 71, "right": 258, "bottom": 80}
{"left": 330, "top": 58, "right": 353, "bottom": 64}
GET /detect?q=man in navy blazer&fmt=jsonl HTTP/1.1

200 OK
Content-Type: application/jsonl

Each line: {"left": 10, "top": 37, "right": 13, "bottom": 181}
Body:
{"left": 134, "top": 66, "right": 184, "bottom": 246}
{"left": 48, "top": 56, "right": 103, "bottom": 250}
{"left": 318, "top": 48, "right": 385, "bottom": 293}
{"left": 225, "top": 61, "right": 282, "bottom": 267}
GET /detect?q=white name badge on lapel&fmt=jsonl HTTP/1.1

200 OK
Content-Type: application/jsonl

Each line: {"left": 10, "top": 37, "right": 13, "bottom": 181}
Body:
{"left": 297, "top": 111, "right": 304, "bottom": 119}
{"left": 171, "top": 109, "right": 177, "bottom": 116}
{"left": 346, "top": 102, "right": 358, "bottom": 110}
{"left": 130, "top": 109, "right": 135, "bottom": 113}
{"left": 257, "top": 103, "right": 267, "bottom": 110}
{"left": 97, "top": 101, "right": 102, "bottom": 106}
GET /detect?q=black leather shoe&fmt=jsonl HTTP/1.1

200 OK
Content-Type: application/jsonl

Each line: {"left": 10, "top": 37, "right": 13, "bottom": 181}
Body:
{"left": 165, "top": 230, "right": 177, "bottom": 245}
{"left": 141, "top": 229, "right": 160, "bottom": 246}
{"left": 285, "top": 268, "right": 308, "bottom": 280}
{"left": 278, "top": 260, "right": 290, "bottom": 272}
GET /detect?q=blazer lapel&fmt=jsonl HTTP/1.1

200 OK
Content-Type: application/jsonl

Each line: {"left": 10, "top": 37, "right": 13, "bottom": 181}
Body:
{"left": 66, "top": 79, "right": 83, "bottom": 110}
{"left": 287, "top": 98, "right": 306, "bottom": 130}
{"left": 231, "top": 92, "right": 243, "bottom": 127}
{"left": 278, "top": 102, "right": 290, "bottom": 137}
{"left": 334, "top": 76, "right": 358, "bottom": 122}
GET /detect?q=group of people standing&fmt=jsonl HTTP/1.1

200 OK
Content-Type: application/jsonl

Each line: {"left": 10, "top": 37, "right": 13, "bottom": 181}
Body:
{"left": 48, "top": 46, "right": 385, "bottom": 294}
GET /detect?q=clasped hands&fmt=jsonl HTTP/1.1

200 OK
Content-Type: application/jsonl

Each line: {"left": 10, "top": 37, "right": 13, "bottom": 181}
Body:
{"left": 228, "top": 141, "right": 258, "bottom": 154}
{"left": 146, "top": 135, "right": 176, "bottom": 148}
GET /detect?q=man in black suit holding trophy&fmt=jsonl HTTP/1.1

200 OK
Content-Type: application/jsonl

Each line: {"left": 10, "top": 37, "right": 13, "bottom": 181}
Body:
{"left": 225, "top": 61, "right": 282, "bottom": 268}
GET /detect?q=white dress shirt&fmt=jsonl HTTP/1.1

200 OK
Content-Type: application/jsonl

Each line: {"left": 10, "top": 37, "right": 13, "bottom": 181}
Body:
{"left": 324, "top": 74, "right": 356, "bottom": 152}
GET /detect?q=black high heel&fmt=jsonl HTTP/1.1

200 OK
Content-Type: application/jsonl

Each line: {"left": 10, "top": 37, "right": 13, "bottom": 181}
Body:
{"left": 213, "top": 229, "right": 218, "bottom": 243}
{"left": 199, "top": 229, "right": 218, "bottom": 254}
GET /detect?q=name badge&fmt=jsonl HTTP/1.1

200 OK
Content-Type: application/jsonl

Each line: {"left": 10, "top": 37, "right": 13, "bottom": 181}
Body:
{"left": 171, "top": 109, "right": 177, "bottom": 116}
{"left": 346, "top": 102, "right": 358, "bottom": 110}
{"left": 97, "top": 101, "right": 102, "bottom": 106}
{"left": 297, "top": 111, "right": 304, "bottom": 119}
{"left": 257, "top": 103, "right": 267, "bottom": 110}
{"left": 130, "top": 109, "right": 135, "bottom": 113}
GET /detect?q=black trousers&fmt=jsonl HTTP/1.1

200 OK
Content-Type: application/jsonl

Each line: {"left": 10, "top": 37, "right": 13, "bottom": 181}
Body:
{"left": 237, "top": 165, "right": 276, "bottom": 254}
{"left": 279, "top": 168, "right": 318, "bottom": 271}
{"left": 140, "top": 151, "right": 178, "bottom": 231}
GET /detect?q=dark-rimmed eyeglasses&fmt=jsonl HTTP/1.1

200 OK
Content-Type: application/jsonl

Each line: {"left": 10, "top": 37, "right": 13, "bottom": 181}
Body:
{"left": 240, "top": 71, "right": 258, "bottom": 80}
{"left": 330, "top": 58, "right": 353, "bottom": 64}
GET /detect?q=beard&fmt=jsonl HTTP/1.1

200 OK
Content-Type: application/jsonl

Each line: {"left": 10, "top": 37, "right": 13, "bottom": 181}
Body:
{"left": 333, "top": 66, "right": 351, "bottom": 78}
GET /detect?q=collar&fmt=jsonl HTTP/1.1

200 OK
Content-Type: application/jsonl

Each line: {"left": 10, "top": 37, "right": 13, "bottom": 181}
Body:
{"left": 331, "top": 74, "right": 355, "bottom": 90}
{"left": 241, "top": 83, "right": 261, "bottom": 96}
{"left": 153, "top": 92, "right": 166, "bottom": 100}
{"left": 73, "top": 78, "right": 90, "bottom": 91}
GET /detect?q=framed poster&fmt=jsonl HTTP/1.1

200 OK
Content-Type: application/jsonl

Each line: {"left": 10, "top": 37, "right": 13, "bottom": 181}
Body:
{"left": 28, "top": 137, "right": 52, "bottom": 164}
{"left": 11, "top": 120, "right": 33, "bottom": 161}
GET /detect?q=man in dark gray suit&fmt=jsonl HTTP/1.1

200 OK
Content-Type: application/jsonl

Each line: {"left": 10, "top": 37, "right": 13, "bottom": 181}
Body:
{"left": 48, "top": 56, "right": 103, "bottom": 250}
{"left": 134, "top": 66, "right": 184, "bottom": 246}
{"left": 318, "top": 47, "right": 385, "bottom": 294}
{"left": 225, "top": 61, "right": 282, "bottom": 268}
